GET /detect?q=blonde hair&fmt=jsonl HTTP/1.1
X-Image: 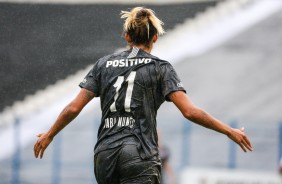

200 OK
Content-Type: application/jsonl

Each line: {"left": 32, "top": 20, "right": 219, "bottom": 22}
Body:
{"left": 121, "top": 7, "right": 165, "bottom": 46}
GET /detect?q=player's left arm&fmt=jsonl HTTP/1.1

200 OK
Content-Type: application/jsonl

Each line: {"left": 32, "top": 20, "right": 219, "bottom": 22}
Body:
{"left": 34, "top": 88, "right": 96, "bottom": 159}
{"left": 169, "top": 90, "right": 253, "bottom": 152}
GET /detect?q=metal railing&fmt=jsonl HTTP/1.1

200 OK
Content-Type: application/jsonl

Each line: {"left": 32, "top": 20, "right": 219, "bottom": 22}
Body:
{"left": 4, "top": 117, "right": 282, "bottom": 184}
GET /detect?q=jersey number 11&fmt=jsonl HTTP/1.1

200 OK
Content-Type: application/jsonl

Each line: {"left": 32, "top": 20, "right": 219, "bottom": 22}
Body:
{"left": 110, "top": 71, "right": 136, "bottom": 112}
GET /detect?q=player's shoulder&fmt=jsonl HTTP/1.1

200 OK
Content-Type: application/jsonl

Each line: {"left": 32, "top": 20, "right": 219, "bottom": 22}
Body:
{"left": 145, "top": 52, "right": 170, "bottom": 65}
{"left": 152, "top": 56, "right": 173, "bottom": 68}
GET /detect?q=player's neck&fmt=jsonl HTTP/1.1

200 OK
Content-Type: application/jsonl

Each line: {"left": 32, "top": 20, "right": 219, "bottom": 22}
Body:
{"left": 130, "top": 44, "right": 153, "bottom": 54}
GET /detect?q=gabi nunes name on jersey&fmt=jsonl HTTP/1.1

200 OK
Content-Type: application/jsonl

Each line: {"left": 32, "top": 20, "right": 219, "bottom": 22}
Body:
{"left": 79, "top": 47, "right": 186, "bottom": 159}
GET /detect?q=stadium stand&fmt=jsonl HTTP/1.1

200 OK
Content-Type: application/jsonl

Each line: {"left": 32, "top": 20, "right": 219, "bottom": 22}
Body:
{"left": 0, "top": 1, "right": 219, "bottom": 113}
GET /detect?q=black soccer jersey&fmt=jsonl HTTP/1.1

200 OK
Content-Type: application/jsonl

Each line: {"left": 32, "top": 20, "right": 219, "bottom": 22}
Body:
{"left": 79, "top": 47, "right": 186, "bottom": 159}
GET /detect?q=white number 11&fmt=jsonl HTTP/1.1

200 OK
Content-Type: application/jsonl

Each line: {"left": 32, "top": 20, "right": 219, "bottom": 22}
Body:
{"left": 110, "top": 71, "right": 136, "bottom": 112}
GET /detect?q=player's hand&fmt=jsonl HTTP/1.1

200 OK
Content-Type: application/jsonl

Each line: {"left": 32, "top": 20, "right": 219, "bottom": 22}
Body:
{"left": 34, "top": 132, "right": 53, "bottom": 159}
{"left": 227, "top": 127, "right": 253, "bottom": 152}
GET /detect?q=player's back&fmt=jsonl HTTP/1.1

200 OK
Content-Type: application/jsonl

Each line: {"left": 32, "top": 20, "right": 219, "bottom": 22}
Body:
{"left": 80, "top": 47, "right": 185, "bottom": 159}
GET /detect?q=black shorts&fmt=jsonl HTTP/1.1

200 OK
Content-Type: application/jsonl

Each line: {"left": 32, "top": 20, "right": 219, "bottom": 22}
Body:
{"left": 94, "top": 144, "right": 161, "bottom": 184}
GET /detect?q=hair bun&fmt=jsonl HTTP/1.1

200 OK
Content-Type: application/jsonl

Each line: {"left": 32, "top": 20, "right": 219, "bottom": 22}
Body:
{"left": 136, "top": 8, "right": 150, "bottom": 19}
{"left": 121, "top": 7, "right": 165, "bottom": 46}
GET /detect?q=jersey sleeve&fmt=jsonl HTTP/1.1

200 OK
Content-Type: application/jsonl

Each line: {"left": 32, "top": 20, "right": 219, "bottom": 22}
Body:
{"left": 79, "top": 62, "right": 101, "bottom": 97}
{"left": 160, "top": 63, "right": 186, "bottom": 101}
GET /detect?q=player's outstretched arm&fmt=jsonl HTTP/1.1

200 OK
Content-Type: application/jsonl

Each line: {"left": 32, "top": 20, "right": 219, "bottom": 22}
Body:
{"left": 34, "top": 89, "right": 96, "bottom": 159}
{"left": 169, "top": 91, "right": 253, "bottom": 152}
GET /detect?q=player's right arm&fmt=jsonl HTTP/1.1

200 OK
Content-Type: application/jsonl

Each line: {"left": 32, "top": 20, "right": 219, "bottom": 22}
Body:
{"left": 34, "top": 88, "right": 96, "bottom": 159}
{"left": 169, "top": 91, "right": 253, "bottom": 152}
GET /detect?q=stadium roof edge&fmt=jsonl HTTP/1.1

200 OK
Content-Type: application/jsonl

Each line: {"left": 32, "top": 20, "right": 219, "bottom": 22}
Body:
{"left": 0, "top": 0, "right": 220, "bottom": 5}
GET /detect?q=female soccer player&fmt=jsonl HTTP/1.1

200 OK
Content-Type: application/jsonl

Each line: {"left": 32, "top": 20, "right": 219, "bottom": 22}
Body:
{"left": 34, "top": 7, "right": 252, "bottom": 184}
